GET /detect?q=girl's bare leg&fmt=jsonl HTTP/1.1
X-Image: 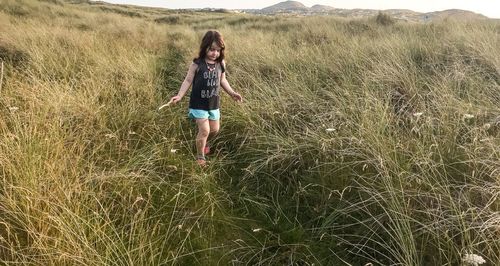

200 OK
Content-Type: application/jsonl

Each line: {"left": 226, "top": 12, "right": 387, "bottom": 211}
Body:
{"left": 195, "top": 119, "right": 210, "bottom": 165}
{"left": 204, "top": 119, "right": 220, "bottom": 155}
{"left": 208, "top": 119, "right": 220, "bottom": 140}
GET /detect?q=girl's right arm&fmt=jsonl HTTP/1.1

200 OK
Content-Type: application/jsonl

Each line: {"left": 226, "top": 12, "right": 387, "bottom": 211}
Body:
{"left": 170, "top": 63, "right": 198, "bottom": 104}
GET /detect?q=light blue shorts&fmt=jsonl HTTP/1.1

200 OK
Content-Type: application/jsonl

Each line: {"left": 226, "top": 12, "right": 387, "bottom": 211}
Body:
{"left": 188, "top": 108, "right": 220, "bottom": 120}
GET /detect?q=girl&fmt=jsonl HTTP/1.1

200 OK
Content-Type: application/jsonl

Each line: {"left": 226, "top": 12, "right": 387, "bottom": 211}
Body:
{"left": 170, "top": 30, "right": 242, "bottom": 166}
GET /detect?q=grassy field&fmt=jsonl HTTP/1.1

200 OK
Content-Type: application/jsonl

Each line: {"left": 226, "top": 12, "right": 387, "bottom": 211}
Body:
{"left": 0, "top": 0, "right": 499, "bottom": 265}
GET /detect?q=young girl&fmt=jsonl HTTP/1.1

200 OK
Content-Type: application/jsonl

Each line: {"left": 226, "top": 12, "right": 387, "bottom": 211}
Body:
{"left": 170, "top": 30, "right": 242, "bottom": 166}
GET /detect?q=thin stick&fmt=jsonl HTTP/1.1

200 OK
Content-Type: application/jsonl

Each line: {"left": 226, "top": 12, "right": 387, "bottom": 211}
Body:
{"left": 158, "top": 98, "right": 174, "bottom": 111}
{"left": 0, "top": 61, "right": 4, "bottom": 93}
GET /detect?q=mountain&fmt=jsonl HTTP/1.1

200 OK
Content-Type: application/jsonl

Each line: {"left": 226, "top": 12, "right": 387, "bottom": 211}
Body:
{"left": 261, "top": 1, "right": 308, "bottom": 13}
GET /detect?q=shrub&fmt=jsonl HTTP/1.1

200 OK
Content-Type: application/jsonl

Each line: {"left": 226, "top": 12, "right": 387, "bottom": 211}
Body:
{"left": 154, "top": 15, "right": 181, "bottom": 24}
{"left": 0, "top": 42, "right": 29, "bottom": 67}
{"left": 376, "top": 11, "right": 395, "bottom": 25}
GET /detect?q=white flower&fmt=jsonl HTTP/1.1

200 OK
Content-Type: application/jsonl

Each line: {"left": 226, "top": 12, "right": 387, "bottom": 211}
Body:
{"left": 325, "top": 128, "right": 336, "bottom": 132}
{"left": 170, "top": 148, "right": 178, "bottom": 153}
{"left": 412, "top": 112, "right": 423, "bottom": 117}
{"left": 132, "top": 196, "right": 144, "bottom": 207}
{"left": 464, "top": 114, "right": 475, "bottom": 119}
{"left": 462, "top": 253, "right": 486, "bottom": 265}
{"left": 105, "top": 133, "right": 117, "bottom": 139}
{"left": 167, "top": 165, "right": 178, "bottom": 171}
{"left": 482, "top": 123, "right": 491, "bottom": 130}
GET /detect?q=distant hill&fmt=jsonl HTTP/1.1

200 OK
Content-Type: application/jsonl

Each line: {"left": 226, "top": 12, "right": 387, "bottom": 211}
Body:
{"left": 258, "top": 1, "right": 488, "bottom": 21}
{"left": 310, "top": 4, "right": 335, "bottom": 11}
{"left": 423, "top": 9, "right": 488, "bottom": 21}
{"left": 261, "top": 1, "right": 308, "bottom": 13}
{"left": 86, "top": 0, "right": 491, "bottom": 22}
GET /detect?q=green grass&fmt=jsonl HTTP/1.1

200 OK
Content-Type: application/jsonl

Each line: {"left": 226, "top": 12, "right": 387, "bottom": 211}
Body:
{"left": 0, "top": 0, "right": 499, "bottom": 265}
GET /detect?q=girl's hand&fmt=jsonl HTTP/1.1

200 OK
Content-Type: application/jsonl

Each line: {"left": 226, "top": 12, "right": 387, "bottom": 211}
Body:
{"left": 170, "top": 95, "right": 182, "bottom": 104}
{"left": 231, "top": 92, "right": 242, "bottom": 102}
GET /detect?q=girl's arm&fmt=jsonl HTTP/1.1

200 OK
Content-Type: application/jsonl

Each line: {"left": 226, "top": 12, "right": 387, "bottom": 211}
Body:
{"left": 220, "top": 61, "right": 243, "bottom": 102}
{"left": 170, "top": 63, "right": 198, "bottom": 104}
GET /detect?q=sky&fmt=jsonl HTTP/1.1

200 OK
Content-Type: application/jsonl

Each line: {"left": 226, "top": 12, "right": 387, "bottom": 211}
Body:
{"left": 99, "top": 0, "right": 500, "bottom": 19}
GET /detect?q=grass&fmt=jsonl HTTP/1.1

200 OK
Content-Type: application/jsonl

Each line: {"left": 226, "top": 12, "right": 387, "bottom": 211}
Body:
{"left": 0, "top": 0, "right": 499, "bottom": 265}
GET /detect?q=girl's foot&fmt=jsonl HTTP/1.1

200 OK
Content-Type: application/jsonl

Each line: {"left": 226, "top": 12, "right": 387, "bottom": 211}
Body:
{"left": 196, "top": 155, "right": 207, "bottom": 167}
{"left": 204, "top": 145, "right": 211, "bottom": 155}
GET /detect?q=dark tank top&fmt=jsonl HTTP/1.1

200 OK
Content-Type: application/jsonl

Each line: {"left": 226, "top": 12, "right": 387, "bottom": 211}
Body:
{"left": 189, "top": 58, "right": 225, "bottom": 110}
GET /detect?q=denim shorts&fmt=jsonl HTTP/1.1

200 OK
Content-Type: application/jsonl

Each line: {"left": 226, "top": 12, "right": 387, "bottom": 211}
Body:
{"left": 188, "top": 108, "right": 220, "bottom": 120}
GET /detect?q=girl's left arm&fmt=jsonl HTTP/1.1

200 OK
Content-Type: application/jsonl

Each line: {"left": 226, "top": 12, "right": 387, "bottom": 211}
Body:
{"left": 220, "top": 61, "right": 242, "bottom": 102}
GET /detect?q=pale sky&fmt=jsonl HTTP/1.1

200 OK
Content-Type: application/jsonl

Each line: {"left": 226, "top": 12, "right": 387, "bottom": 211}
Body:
{"left": 99, "top": 1, "right": 500, "bottom": 19}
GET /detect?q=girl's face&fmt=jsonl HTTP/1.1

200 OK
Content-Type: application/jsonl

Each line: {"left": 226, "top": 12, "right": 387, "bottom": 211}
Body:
{"left": 206, "top": 42, "right": 221, "bottom": 61}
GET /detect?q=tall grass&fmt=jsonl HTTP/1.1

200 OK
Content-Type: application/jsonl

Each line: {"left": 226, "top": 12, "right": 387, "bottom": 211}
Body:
{"left": 0, "top": 0, "right": 499, "bottom": 265}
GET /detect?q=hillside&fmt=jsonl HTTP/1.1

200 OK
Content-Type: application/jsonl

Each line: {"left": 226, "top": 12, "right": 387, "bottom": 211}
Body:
{"left": 258, "top": 1, "right": 489, "bottom": 21}
{"left": 261, "top": 0, "right": 308, "bottom": 13}
{"left": 424, "top": 9, "right": 488, "bottom": 21}
{"left": 0, "top": 0, "right": 499, "bottom": 265}
{"left": 310, "top": 4, "right": 335, "bottom": 11}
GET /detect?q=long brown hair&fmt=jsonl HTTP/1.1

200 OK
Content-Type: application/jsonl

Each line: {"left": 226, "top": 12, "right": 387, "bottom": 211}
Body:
{"left": 196, "top": 30, "right": 225, "bottom": 63}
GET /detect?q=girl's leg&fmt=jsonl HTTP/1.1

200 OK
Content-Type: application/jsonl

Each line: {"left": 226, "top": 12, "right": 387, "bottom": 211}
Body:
{"left": 195, "top": 119, "right": 210, "bottom": 165}
{"left": 208, "top": 119, "right": 220, "bottom": 140}
{"left": 205, "top": 119, "right": 220, "bottom": 155}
